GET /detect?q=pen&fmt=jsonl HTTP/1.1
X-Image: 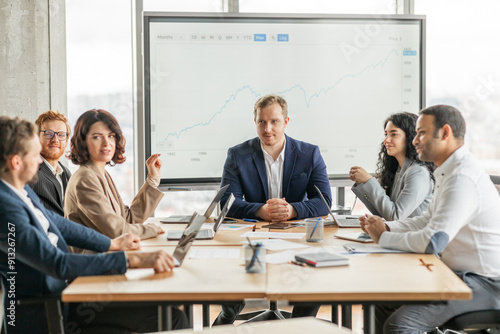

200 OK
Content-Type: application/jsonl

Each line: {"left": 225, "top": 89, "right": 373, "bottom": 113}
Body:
{"left": 248, "top": 242, "right": 262, "bottom": 271}
{"left": 245, "top": 237, "right": 254, "bottom": 270}
{"left": 246, "top": 236, "right": 262, "bottom": 269}
{"left": 243, "top": 218, "right": 258, "bottom": 222}
{"left": 288, "top": 260, "right": 306, "bottom": 267}
{"left": 343, "top": 244, "right": 355, "bottom": 253}
{"left": 309, "top": 217, "right": 321, "bottom": 239}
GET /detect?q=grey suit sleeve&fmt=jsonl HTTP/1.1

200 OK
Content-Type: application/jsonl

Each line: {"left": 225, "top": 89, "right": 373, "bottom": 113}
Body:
{"left": 352, "top": 165, "right": 432, "bottom": 220}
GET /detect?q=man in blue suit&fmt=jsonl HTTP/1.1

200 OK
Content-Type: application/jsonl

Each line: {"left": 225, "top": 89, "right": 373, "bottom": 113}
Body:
{"left": 0, "top": 116, "right": 187, "bottom": 333}
{"left": 221, "top": 94, "right": 332, "bottom": 221}
{"left": 214, "top": 94, "right": 332, "bottom": 325}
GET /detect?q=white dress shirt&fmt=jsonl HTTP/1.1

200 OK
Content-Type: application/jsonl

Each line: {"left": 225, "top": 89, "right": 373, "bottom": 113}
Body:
{"left": 379, "top": 146, "right": 500, "bottom": 277}
{"left": 261, "top": 140, "right": 286, "bottom": 200}
{"left": 1, "top": 179, "right": 59, "bottom": 248}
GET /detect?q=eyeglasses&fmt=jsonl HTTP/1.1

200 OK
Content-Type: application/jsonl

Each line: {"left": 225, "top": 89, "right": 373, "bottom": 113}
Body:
{"left": 40, "top": 130, "right": 68, "bottom": 141}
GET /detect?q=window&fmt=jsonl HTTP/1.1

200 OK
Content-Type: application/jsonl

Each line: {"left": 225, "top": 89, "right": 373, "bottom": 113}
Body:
{"left": 66, "top": 0, "right": 135, "bottom": 201}
{"left": 240, "top": 0, "right": 397, "bottom": 14}
{"left": 415, "top": 0, "right": 500, "bottom": 175}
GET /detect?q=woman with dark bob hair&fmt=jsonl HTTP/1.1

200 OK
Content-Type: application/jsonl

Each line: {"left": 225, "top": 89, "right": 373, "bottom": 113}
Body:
{"left": 349, "top": 112, "right": 435, "bottom": 220}
{"left": 65, "top": 109, "right": 164, "bottom": 240}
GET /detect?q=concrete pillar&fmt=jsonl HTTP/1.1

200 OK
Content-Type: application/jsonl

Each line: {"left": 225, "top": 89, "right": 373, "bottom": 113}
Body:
{"left": 0, "top": 0, "right": 67, "bottom": 122}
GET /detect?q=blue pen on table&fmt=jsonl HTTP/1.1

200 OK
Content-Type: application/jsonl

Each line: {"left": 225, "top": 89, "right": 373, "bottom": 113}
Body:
{"left": 243, "top": 218, "right": 258, "bottom": 222}
{"left": 309, "top": 217, "right": 321, "bottom": 239}
{"left": 246, "top": 237, "right": 262, "bottom": 270}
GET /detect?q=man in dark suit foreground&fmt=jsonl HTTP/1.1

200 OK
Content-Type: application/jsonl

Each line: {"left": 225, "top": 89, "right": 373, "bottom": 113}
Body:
{"left": 214, "top": 94, "right": 332, "bottom": 325}
{"left": 29, "top": 110, "right": 72, "bottom": 216}
{"left": 0, "top": 116, "right": 187, "bottom": 334}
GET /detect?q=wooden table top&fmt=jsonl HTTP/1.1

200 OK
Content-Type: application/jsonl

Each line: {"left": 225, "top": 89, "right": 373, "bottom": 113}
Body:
{"left": 62, "top": 246, "right": 265, "bottom": 303}
{"left": 63, "top": 218, "right": 472, "bottom": 305}
{"left": 267, "top": 253, "right": 472, "bottom": 302}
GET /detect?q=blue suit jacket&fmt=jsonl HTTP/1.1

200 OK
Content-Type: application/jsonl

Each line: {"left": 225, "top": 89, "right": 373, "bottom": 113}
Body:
{"left": 0, "top": 181, "right": 127, "bottom": 333}
{"left": 220, "top": 135, "right": 332, "bottom": 220}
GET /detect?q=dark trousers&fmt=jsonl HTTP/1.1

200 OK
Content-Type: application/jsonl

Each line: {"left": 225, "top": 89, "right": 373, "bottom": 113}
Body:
{"left": 291, "top": 305, "right": 321, "bottom": 318}
{"left": 4, "top": 302, "right": 188, "bottom": 334}
{"left": 213, "top": 302, "right": 246, "bottom": 325}
{"left": 67, "top": 303, "right": 188, "bottom": 334}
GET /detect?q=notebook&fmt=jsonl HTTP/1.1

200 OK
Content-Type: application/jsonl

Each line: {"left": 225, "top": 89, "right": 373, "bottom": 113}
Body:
{"left": 167, "top": 193, "right": 235, "bottom": 240}
{"left": 295, "top": 249, "right": 349, "bottom": 267}
{"left": 161, "top": 184, "right": 229, "bottom": 223}
{"left": 314, "top": 185, "right": 361, "bottom": 227}
{"left": 172, "top": 212, "right": 206, "bottom": 267}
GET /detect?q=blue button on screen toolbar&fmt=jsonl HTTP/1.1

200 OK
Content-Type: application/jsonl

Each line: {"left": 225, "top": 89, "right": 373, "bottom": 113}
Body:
{"left": 277, "top": 34, "right": 289, "bottom": 42}
{"left": 254, "top": 34, "right": 266, "bottom": 42}
{"left": 403, "top": 50, "right": 417, "bottom": 56}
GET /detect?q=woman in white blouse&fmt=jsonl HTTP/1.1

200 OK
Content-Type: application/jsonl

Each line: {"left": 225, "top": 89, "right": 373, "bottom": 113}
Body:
{"left": 349, "top": 112, "right": 435, "bottom": 220}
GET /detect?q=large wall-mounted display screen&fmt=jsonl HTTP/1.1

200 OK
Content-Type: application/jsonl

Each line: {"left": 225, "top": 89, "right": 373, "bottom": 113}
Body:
{"left": 144, "top": 13, "right": 425, "bottom": 184}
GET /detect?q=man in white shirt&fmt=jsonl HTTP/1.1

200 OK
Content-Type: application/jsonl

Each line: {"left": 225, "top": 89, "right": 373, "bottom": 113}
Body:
{"left": 30, "top": 110, "right": 72, "bottom": 216}
{"left": 361, "top": 105, "right": 500, "bottom": 333}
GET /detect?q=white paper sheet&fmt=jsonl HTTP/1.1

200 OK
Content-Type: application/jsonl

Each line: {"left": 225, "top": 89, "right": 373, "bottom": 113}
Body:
{"left": 218, "top": 224, "right": 253, "bottom": 231}
{"left": 241, "top": 232, "right": 306, "bottom": 239}
{"left": 125, "top": 268, "right": 155, "bottom": 280}
{"left": 246, "top": 239, "right": 309, "bottom": 251}
{"left": 201, "top": 223, "right": 252, "bottom": 231}
{"left": 188, "top": 248, "right": 240, "bottom": 259}
{"left": 343, "top": 243, "right": 408, "bottom": 254}
{"left": 266, "top": 250, "right": 297, "bottom": 264}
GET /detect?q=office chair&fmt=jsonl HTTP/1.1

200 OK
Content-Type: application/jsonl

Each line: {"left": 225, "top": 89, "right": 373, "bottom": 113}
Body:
{"left": 15, "top": 295, "right": 65, "bottom": 334}
{"left": 440, "top": 310, "right": 500, "bottom": 334}
{"left": 235, "top": 300, "right": 292, "bottom": 322}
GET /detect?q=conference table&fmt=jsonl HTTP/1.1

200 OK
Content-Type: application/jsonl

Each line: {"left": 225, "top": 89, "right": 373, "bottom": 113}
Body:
{"left": 62, "top": 217, "right": 472, "bottom": 333}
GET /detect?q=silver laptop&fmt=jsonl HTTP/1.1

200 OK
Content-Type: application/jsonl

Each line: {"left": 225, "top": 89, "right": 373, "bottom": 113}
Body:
{"left": 167, "top": 193, "right": 235, "bottom": 240}
{"left": 161, "top": 184, "right": 229, "bottom": 223}
{"left": 172, "top": 212, "right": 206, "bottom": 267}
{"left": 314, "top": 185, "right": 361, "bottom": 227}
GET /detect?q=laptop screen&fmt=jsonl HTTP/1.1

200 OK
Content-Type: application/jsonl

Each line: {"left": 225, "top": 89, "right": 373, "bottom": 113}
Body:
{"left": 203, "top": 184, "right": 230, "bottom": 218}
{"left": 314, "top": 185, "right": 336, "bottom": 222}
{"left": 173, "top": 212, "right": 206, "bottom": 266}
{"left": 213, "top": 193, "right": 235, "bottom": 232}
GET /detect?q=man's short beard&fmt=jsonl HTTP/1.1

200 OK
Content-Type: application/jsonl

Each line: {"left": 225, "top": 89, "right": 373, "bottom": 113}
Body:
{"left": 41, "top": 148, "right": 64, "bottom": 161}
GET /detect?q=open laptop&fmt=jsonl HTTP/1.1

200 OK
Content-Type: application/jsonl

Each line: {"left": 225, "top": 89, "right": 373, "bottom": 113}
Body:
{"left": 167, "top": 193, "right": 235, "bottom": 240}
{"left": 172, "top": 212, "right": 206, "bottom": 266}
{"left": 314, "top": 185, "right": 361, "bottom": 227}
{"left": 161, "top": 184, "right": 229, "bottom": 223}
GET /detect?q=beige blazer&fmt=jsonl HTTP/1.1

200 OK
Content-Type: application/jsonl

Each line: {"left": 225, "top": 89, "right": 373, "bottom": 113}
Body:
{"left": 64, "top": 162, "right": 163, "bottom": 239}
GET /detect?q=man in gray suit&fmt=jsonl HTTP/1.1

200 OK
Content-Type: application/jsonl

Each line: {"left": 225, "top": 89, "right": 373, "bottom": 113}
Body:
{"left": 30, "top": 110, "right": 72, "bottom": 216}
